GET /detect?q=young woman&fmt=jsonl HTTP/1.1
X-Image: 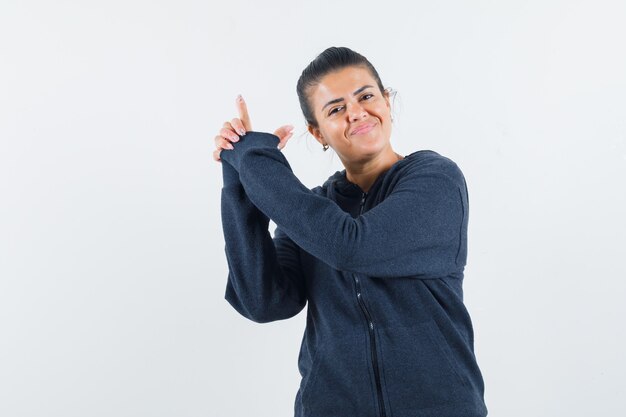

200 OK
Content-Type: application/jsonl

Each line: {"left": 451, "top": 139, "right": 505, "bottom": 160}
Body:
{"left": 213, "top": 46, "right": 489, "bottom": 417}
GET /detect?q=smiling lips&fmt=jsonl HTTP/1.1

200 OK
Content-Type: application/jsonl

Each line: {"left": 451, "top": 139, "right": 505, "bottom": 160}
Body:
{"left": 351, "top": 122, "right": 376, "bottom": 135}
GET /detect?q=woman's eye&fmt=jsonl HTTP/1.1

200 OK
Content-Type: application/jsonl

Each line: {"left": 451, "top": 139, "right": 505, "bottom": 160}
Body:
{"left": 328, "top": 94, "right": 373, "bottom": 116}
{"left": 329, "top": 106, "right": 343, "bottom": 115}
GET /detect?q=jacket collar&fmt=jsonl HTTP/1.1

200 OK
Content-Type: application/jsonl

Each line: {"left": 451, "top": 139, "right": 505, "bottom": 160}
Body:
{"left": 325, "top": 151, "right": 423, "bottom": 197}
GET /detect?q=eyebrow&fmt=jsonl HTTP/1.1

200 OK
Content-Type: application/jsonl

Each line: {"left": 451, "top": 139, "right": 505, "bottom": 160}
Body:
{"left": 321, "top": 85, "right": 374, "bottom": 112}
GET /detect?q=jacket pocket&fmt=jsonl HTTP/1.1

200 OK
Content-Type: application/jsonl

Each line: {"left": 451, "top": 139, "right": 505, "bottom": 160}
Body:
{"left": 378, "top": 319, "right": 473, "bottom": 414}
{"left": 301, "top": 331, "right": 377, "bottom": 417}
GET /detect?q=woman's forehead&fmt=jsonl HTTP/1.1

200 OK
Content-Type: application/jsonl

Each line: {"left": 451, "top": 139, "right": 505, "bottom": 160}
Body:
{"left": 311, "top": 67, "right": 377, "bottom": 106}
{"left": 317, "top": 66, "right": 374, "bottom": 91}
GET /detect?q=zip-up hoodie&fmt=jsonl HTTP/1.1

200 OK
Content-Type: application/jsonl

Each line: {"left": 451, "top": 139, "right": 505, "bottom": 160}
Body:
{"left": 219, "top": 131, "right": 488, "bottom": 417}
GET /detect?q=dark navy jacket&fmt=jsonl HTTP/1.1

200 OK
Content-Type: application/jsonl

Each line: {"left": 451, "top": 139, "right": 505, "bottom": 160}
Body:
{"left": 220, "top": 131, "right": 488, "bottom": 417}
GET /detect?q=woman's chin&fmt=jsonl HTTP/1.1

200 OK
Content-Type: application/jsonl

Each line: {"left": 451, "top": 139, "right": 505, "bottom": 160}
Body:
{"left": 356, "top": 134, "right": 388, "bottom": 150}
{"left": 352, "top": 140, "right": 391, "bottom": 159}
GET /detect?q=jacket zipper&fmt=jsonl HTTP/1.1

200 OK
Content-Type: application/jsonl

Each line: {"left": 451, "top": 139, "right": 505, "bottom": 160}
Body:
{"left": 354, "top": 275, "right": 386, "bottom": 417}
{"left": 355, "top": 191, "right": 387, "bottom": 417}
{"left": 359, "top": 192, "right": 367, "bottom": 215}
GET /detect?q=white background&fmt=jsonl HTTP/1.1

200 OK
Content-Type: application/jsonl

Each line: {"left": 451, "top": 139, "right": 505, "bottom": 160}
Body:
{"left": 1, "top": 1, "right": 625, "bottom": 416}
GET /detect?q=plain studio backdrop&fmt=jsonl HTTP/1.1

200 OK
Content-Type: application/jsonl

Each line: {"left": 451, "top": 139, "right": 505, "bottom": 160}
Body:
{"left": 1, "top": 0, "right": 625, "bottom": 416}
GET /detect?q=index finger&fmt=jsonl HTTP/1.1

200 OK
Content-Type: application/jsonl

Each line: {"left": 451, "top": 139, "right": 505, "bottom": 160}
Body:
{"left": 236, "top": 95, "right": 252, "bottom": 131}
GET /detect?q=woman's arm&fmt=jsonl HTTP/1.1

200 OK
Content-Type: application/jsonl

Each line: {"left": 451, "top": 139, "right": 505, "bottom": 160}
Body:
{"left": 221, "top": 161, "right": 306, "bottom": 323}
{"left": 220, "top": 131, "right": 468, "bottom": 279}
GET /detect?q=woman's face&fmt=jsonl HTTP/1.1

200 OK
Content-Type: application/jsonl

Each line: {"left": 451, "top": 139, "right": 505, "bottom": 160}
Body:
{"left": 307, "top": 66, "right": 392, "bottom": 165}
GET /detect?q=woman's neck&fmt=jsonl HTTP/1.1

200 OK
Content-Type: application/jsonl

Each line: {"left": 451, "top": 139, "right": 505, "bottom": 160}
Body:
{"left": 344, "top": 150, "right": 404, "bottom": 193}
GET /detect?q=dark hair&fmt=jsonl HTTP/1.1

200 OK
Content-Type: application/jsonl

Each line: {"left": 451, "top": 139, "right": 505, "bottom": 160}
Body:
{"left": 296, "top": 46, "right": 389, "bottom": 129}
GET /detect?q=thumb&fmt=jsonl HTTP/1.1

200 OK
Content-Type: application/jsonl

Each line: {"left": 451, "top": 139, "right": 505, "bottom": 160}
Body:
{"left": 274, "top": 124, "right": 295, "bottom": 149}
{"left": 274, "top": 125, "right": 294, "bottom": 142}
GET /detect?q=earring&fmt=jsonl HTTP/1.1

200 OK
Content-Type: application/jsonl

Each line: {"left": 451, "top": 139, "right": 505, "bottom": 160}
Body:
{"left": 322, "top": 143, "right": 329, "bottom": 151}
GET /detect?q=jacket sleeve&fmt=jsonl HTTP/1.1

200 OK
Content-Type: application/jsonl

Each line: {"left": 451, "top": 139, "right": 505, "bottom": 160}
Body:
{"left": 220, "top": 131, "right": 467, "bottom": 278}
{"left": 221, "top": 160, "right": 307, "bottom": 323}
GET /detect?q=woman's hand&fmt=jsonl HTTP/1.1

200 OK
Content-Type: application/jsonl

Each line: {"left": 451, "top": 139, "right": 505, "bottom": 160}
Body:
{"left": 213, "top": 95, "right": 295, "bottom": 163}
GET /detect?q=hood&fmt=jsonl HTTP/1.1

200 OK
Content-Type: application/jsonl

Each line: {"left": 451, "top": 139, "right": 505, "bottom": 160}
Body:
{"left": 321, "top": 150, "right": 426, "bottom": 197}
{"left": 316, "top": 150, "right": 429, "bottom": 217}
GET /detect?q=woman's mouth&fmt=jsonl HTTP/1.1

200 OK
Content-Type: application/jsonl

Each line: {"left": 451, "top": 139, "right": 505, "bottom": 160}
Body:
{"left": 351, "top": 122, "right": 376, "bottom": 135}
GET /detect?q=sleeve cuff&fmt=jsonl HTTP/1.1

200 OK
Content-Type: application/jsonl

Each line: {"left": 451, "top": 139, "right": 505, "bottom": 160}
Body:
{"left": 222, "top": 157, "right": 240, "bottom": 187}
{"left": 219, "top": 131, "right": 281, "bottom": 172}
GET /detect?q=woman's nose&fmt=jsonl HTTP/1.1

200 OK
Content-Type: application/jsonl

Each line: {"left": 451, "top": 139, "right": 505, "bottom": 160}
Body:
{"left": 347, "top": 102, "right": 368, "bottom": 121}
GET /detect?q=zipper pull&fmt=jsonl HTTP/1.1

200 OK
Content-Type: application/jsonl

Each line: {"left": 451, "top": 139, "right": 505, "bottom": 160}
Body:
{"left": 359, "top": 192, "right": 367, "bottom": 215}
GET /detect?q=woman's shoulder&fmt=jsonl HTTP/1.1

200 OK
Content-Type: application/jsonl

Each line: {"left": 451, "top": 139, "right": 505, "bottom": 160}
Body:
{"left": 400, "top": 149, "right": 466, "bottom": 187}
{"left": 403, "top": 149, "right": 458, "bottom": 168}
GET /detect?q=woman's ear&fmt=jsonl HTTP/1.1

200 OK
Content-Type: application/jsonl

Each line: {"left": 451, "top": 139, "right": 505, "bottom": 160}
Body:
{"left": 308, "top": 125, "right": 324, "bottom": 145}
{"left": 383, "top": 88, "right": 391, "bottom": 110}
